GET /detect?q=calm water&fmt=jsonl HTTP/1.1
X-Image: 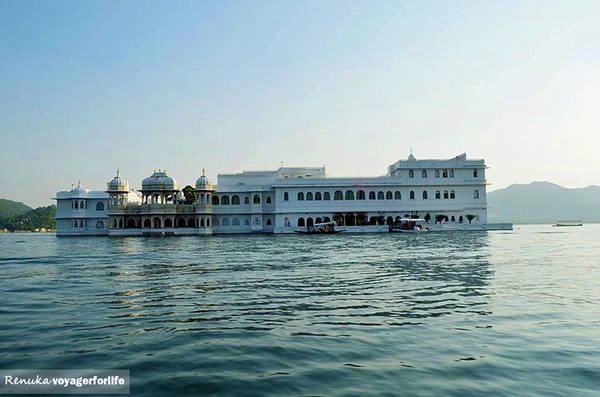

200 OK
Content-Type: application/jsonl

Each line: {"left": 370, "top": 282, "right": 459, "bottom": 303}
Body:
{"left": 1, "top": 225, "right": 599, "bottom": 396}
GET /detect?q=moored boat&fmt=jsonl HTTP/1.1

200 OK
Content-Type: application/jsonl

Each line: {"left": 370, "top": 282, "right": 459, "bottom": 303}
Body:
{"left": 553, "top": 220, "right": 583, "bottom": 227}
{"left": 389, "top": 218, "right": 429, "bottom": 233}
{"left": 294, "top": 221, "right": 344, "bottom": 234}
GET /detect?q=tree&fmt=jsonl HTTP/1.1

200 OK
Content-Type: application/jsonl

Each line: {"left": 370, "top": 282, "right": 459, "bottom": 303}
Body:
{"left": 182, "top": 185, "right": 197, "bottom": 205}
{"left": 435, "top": 214, "right": 446, "bottom": 224}
{"left": 424, "top": 213, "right": 431, "bottom": 223}
{"left": 466, "top": 214, "right": 476, "bottom": 224}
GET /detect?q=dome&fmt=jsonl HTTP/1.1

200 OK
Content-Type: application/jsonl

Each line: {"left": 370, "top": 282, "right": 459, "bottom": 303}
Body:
{"left": 141, "top": 169, "right": 178, "bottom": 191}
{"left": 195, "top": 168, "right": 213, "bottom": 190}
{"left": 107, "top": 169, "right": 129, "bottom": 192}
{"left": 72, "top": 181, "right": 89, "bottom": 195}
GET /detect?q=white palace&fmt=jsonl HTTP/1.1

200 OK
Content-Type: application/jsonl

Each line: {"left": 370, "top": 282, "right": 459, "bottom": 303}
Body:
{"left": 54, "top": 153, "right": 511, "bottom": 236}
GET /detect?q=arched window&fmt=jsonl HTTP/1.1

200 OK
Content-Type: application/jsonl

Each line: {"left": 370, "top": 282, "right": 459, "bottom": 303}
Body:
{"left": 96, "top": 202, "right": 104, "bottom": 211}
{"left": 315, "top": 192, "right": 322, "bottom": 200}
{"left": 212, "top": 196, "right": 220, "bottom": 205}
{"left": 81, "top": 201, "right": 85, "bottom": 209}
{"left": 253, "top": 195, "right": 260, "bottom": 204}
{"left": 450, "top": 190, "right": 455, "bottom": 199}
{"left": 297, "top": 217, "right": 305, "bottom": 227}
{"left": 187, "top": 218, "right": 195, "bottom": 227}
{"left": 444, "top": 190, "right": 449, "bottom": 199}
{"left": 266, "top": 196, "right": 272, "bottom": 204}
{"left": 422, "top": 170, "right": 427, "bottom": 178}
{"left": 449, "top": 169, "right": 454, "bottom": 178}
{"left": 334, "top": 190, "right": 343, "bottom": 200}
{"left": 143, "top": 219, "right": 151, "bottom": 228}
{"left": 443, "top": 169, "right": 448, "bottom": 178}
{"left": 200, "top": 218, "right": 205, "bottom": 227}
{"left": 435, "top": 169, "right": 440, "bottom": 178}
{"left": 357, "top": 190, "right": 365, "bottom": 200}
{"left": 164, "top": 218, "right": 172, "bottom": 228}
{"left": 410, "top": 191, "right": 415, "bottom": 200}
{"left": 324, "top": 192, "right": 331, "bottom": 200}
{"left": 369, "top": 191, "right": 375, "bottom": 200}
{"left": 386, "top": 191, "right": 393, "bottom": 200}
{"left": 459, "top": 216, "right": 463, "bottom": 223}
{"left": 232, "top": 218, "right": 240, "bottom": 226}
{"left": 221, "top": 195, "right": 230, "bottom": 205}
{"left": 284, "top": 192, "right": 289, "bottom": 201}
{"left": 266, "top": 219, "right": 272, "bottom": 226}
{"left": 345, "top": 190, "right": 355, "bottom": 200}
{"left": 231, "top": 195, "right": 240, "bottom": 205}
{"left": 409, "top": 170, "right": 414, "bottom": 178}
{"left": 206, "top": 218, "right": 211, "bottom": 227}
{"left": 422, "top": 191, "right": 428, "bottom": 199}
{"left": 377, "top": 191, "right": 384, "bottom": 200}
{"left": 222, "top": 218, "right": 230, "bottom": 226}
{"left": 323, "top": 216, "right": 331, "bottom": 223}
{"left": 435, "top": 191, "right": 441, "bottom": 199}
{"left": 474, "top": 190, "right": 480, "bottom": 199}
{"left": 244, "top": 196, "right": 250, "bottom": 204}
{"left": 315, "top": 217, "right": 322, "bottom": 224}
{"left": 74, "top": 201, "right": 79, "bottom": 209}
{"left": 306, "top": 192, "right": 313, "bottom": 201}
{"left": 451, "top": 216, "right": 456, "bottom": 222}
{"left": 394, "top": 191, "right": 401, "bottom": 200}
{"left": 297, "top": 192, "right": 304, "bottom": 201}
{"left": 473, "top": 169, "right": 478, "bottom": 178}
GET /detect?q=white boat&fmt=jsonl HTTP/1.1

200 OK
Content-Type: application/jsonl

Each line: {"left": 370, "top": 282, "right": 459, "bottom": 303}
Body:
{"left": 389, "top": 218, "right": 429, "bottom": 233}
{"left": 553, "top": 220, "right": 583, "bottom": 227}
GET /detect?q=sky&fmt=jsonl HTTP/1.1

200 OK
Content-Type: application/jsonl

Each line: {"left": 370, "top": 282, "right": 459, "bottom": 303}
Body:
{"left": 1, "top": 0, "right": 599, "bottom": 207}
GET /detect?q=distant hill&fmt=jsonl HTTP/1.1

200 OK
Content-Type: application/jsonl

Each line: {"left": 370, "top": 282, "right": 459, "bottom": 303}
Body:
{"left": 0, "top": 199, "right": 32, "bottom": 219}
{"left": 488, "top": 181, "right": 600, "bottom": 224}
{"left": 0, "top": 204, "right": 56, "bottom": 231}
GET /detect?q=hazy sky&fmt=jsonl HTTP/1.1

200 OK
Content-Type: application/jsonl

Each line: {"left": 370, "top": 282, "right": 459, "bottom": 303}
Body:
{"left": 1, "top": 0, "right": 599, "bottom": 207}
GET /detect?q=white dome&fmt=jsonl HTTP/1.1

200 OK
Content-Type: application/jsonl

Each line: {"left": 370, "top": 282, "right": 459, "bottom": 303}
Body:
{"left": 195, "top": 168, "right": 212, "bottom": 190}
{"left": 142, "top": 170, "right": 178, "bottom": 191}
{"left": 107, "top": 170, "right": 129, "bottom": 192}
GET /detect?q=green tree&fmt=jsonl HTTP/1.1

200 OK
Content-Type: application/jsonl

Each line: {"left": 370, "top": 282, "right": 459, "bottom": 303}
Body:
{"left": 424, "top": 213, "right": 431, "bottom": 223}
{"left": 466, "top": 214, "right": 476, "bottom": 224}
{"left": 182, "top": 185, "right": 197, "bottom": 205}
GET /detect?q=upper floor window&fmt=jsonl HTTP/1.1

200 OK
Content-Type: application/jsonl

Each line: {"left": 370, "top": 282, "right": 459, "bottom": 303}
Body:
{"left": 409, "top": 170, "right": 414, "bottom": 178}
{"left": 444, "top": 190, "right": 449, "bottom": 199}
{"left": 253, "top": 194, "right": 260, "bottom": 204}
{"left": 334, "top": 190, "right": 343, "bottom": 200}
{"left": 324, "top": 192, "right": 331, "bottom": 200}
{"left": 244, "top": 196, "right": 250, "bottom": 204}
{"left": 377, "top": 191, "right": 384, "bottom": 200}
{"left": 386, "top": 191, "right": 393, "bottom": 200}
{"left": 435, "top": 190, "right": 441, "bottom": 199}
{"left": 369, "top": 191, "right": 375, "bottom": 200}
{"left": 96, "top": 202, "right": 105, "bottom": 211}
{"left": 474, "top": 190, "right": 480, "bottom": 199}
{"left": 357, "top": 190, "right": 365, "bottom": 200}
{"left": 422, "top": 170, "right": 427, "bottom": 178}
{"left": 315, "top": 192, "right": 322, "bottom": 200}
{"left": 345, "top": 190, "right": 355, "bottom": 200}
{"left": 284, "top": 192, "right": 289, "bottom": 201}
{"left": 266, "top": 196, "right": 272, "bottom": 204}
{"left": 306, "top": 192, "right": 313, "bottom": 201}
{"left": 450, "top": 190, "right": 455, "bottom": 199}
{"left": 221, "top": 195, "right": 230, "bottom": 205}
{"left": 231, "top": 195, "right": 240, "bottom": 205}
{"left": 394, "top": 191, "right": 401, "bottom": 200}
{"left": 212, "top": 196, "right": 220, "bottom": 205}
{"left": 473, "top": 169, "right": 478, "bottom": 178}
{"left": 74, "top": 201, "right": 79, "bottom": 209}
{"left": 297, "top": 192, "right": 304, "bottom": 201}
{"left": 442, "top": 169, "right": 448, "bottom": 178}
{"left": 422, "top": 191, "right": 428, "bottom": 199}
{"left": 409, "top": 191, "right": 415, "bottom": 200}
{"left": 449, "top": 169, "right": 454, "bottom": 178}
{"left": 435, "top": 169, "right": 440, "bottom": 178}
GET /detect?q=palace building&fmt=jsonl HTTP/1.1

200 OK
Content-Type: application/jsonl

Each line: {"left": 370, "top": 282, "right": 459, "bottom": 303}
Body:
{"left": 55, "top": 153, "right": 509, "bottom": 236}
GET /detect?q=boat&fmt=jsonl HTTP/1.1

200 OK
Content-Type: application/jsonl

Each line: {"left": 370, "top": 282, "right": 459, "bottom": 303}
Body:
{"left": 294, "top": 221, "right": 344, "bottom": 234}
{"left": 389, "top": 218, "right": 429, "bottom": 233}
{"left": 553, "top": 220, "right": 583, "bottom": 227}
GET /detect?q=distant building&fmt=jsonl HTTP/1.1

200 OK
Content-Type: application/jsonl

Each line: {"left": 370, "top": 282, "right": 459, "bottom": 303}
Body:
{"left": 55, "top": 153, "right": 504, "bottom": 236}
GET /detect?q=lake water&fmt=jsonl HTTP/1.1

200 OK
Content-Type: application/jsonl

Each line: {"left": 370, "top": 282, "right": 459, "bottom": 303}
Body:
{"left": 1, "top": 225, "right": 599, "bottom": 396}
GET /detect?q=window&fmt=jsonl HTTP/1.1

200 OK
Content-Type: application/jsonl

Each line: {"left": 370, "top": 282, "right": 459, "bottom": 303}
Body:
{"left": 212, "top": 196, "right": 220, "bottom": 205}
{"left": 443, "top": 169, "right": 448, "bottom": 178}
{"left": 96, "top": 202, "right": 105, "bottom": 211}
{"left": 474, "top": 190, "right": 480, "bottom": 199}
{"left": 80, "top": 220, "right": 85, "bottom": 228}
{"left": 409, "top": 170, "right": 414, "bottom": 178}
{"left": 74, "top": 201, "right": 78, "bottom": 209}
{"left": 422, "top": 191, "right": 428, "bottom": 199}
{"left": 394, "top": 191, "right": 401, "bottom": 200}
{"left": 266, "top": 219, "right": 272, "bottom": 226}
{"left": 444, "top": 190, "right": 449, "bottom": 199}
{"left": 231, "top": 195, "right": 240, "bottom": 205}
{"left": 435, "top": 190, "right": 441, "bottom": 199}
{"left": 449, "top": 169, "right": 454, "bottom": 178}
{"left": 306, "top": 192, "right": 313, "bottom": 201}
{"left": 297, "top": 192, "right": 304, "bottom": 201}
{"left": 315, "top": 192, "right": 322, "bottom": 200}
{"left": 386, "top": 191, "right": 393, "bottom": 200}
{"left": 253, "top": 195, "right": 260, "bottom": 204}
{"left": 284, "top": 217, "right": 290, "bottom": 227}
{"left": 369, "top": 191, "right": 375, "bottom": 200}
{"left": 200, "top": 218, "right": 205, "bottom": 227}
{"left": 266, "top": 196, "right": 272, "bottom": 204}
{"left": 221, "top": 195, "right": 230, "bottom": 205}
{"left": 297, "top": 217, "right": 305, "bottom": 227}
{"left": 410, "top": 191, "right": 415, "bottom": 200}
{"left": 422, "top": 170, "right": 427, "bottom": 178}
{"left": 284, "top": 192, "right": 289, "bottom": 201}
{"left": 334, "top": 190, "right": 343, "bottom": 200}
{"left": 473, "top": 169, "right": 478, "bottom": 178}
{"left": 345, "top": 190, "right": 354, "bottom": 200}
{"left": 207, "top": 218, "right": 211, "bottom": 227}
{"left": 244, "top": 196, "right": 250, "bottom": 204}
{"left": 377, "top": 191, "right": 384, "bottom": 200}
{"left": 451, "top": 216, "right": 455, "bottom": 222}
{"left": 450, "top": 190, "right": 455, "bottom": 199}
{"left": 435, "top": 169, "right": 440, "bottom": 178}
{"left": 357, "top": 190, "right": 365, "bottom": 200}
{"left": 324, "top": 192, "right": 331, "bottom": 200}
